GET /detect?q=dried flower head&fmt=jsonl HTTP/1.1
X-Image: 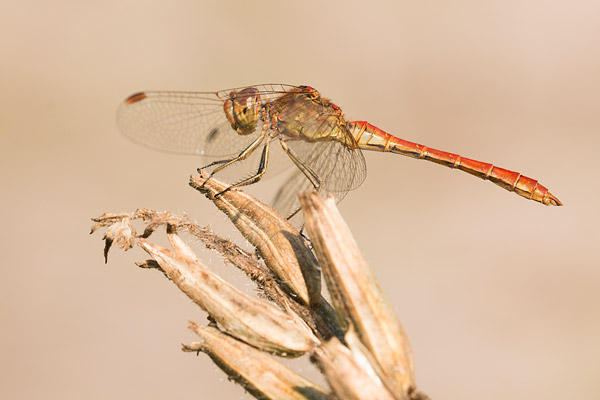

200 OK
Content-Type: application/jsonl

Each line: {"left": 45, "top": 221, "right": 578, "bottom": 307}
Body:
{"left": 91, "top": 172, "right": 428, "bottom": 400}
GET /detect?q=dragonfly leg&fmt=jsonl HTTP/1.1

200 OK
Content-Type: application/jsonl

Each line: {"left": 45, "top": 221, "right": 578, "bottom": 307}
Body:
{"left": 278, "top": 139, "right": 323, "bottom": 223}
{"left": 199, "top": 121, "right": 268, "bottom": 186}
{"left": 200, "top": 158, "right": 231, "bottom": 170}
{"left": 279, "top": 139, "right": 322, "bottom": 193}
{"left": 215, "top": 140, "right": 270, "bottom": 198}
{"left": 286, "top": 207, "right": 302, "bottom": 220}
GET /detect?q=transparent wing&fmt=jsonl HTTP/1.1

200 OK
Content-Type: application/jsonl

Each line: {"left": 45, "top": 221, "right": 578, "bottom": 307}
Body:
{"left": 272, "top": 168, "right": 315, "bottom": 218}
{"left": 116, "top": 84, "right": 302, "bottom": 158}
{"left": 287, "top": 134, "right": 367, "bottom": 193}
{"left": 272, "top": 134, "right": 367, "bottom": 219}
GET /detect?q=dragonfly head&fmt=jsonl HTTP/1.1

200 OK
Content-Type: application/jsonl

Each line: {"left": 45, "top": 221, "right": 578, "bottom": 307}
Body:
{"left": 224, "top": 87, "right": 261, "bottom": 135}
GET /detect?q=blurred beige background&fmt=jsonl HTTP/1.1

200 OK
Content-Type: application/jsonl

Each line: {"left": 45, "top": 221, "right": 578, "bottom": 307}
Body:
{"left": 1, "top": 1, "right": 598, "bottom": 399}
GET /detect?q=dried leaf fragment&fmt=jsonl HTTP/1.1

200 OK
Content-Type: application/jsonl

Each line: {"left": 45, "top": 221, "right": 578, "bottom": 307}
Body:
{"left": 90, "top": 215, "right": 136, "bottom": 262}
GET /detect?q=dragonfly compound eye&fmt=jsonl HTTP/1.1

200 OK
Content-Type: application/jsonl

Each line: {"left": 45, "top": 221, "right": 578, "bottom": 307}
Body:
{"left": 223, "top": 87, "right": 261, "bottom": 135}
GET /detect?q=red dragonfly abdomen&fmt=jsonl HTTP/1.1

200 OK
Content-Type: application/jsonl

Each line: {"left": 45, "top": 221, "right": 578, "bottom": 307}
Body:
{"left": 348, "top": 121, "right": 562, "bottom": 206}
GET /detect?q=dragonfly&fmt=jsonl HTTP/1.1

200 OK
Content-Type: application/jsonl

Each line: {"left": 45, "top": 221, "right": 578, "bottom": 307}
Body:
{"left": 117, "top": 84, "right": 562, "bottom": 220}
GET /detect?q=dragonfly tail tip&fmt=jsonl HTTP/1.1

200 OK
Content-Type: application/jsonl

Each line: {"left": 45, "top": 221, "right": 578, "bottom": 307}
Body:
{"left": 545, "top": 192, "right": 563, "bottom": 206}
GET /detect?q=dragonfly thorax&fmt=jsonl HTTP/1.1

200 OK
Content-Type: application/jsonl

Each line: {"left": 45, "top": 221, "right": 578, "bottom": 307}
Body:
{"left": 271, "top": 89, "right": 350, "bottom": 144}
{"left": 223, "top": 87, "right": 261, "bottom": 135}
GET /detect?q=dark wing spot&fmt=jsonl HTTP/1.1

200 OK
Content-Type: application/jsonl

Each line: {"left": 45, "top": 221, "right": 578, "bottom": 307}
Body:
{"left": 207, "top": 127, "right": 220, "bottom": 143}
{"left": 124, "top": 92, "right": 147, "bottom": 104}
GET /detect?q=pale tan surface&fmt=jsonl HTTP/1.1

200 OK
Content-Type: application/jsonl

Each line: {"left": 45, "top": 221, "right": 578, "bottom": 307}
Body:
{"left": 1, "top": 1, "right": 598, "bottom": 399}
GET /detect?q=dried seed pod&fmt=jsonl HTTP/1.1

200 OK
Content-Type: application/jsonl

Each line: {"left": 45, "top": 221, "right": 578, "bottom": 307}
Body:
{"left": 185, "top": 323, "right": 333, "bottom": 400}
{"left": 301, "top": 193, "right": 415, "bottom": 396}
{"left": 139, "top": 237, "right": 318, "bottom": 356}
{"left": 190, "top": 172, "right": 321, "bottom": 306}
{"left": 312, "top": 334, "right": 397, "bottom": 400}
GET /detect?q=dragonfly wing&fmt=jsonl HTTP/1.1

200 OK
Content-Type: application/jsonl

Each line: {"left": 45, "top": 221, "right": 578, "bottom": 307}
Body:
{"left": 286, "top": 134, "right": 367, "bottom": 193}
{"left": 116, "top": 85, "right": 304, "bottom": 158}
{"left": 272, "top": 168, "right": 315, "bottom": 218}
{"left": 273, "top": 134, "right": 366, "bottom": 219}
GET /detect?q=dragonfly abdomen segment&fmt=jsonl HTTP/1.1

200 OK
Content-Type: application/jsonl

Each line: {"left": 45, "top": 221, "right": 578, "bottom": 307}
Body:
{"left": 348, "top": 121, "right": 562, "bottom": 206}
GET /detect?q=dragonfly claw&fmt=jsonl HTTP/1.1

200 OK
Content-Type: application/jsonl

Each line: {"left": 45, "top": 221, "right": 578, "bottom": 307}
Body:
{"left": 198, "top": 169, "right": 214, "bottom": 188}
